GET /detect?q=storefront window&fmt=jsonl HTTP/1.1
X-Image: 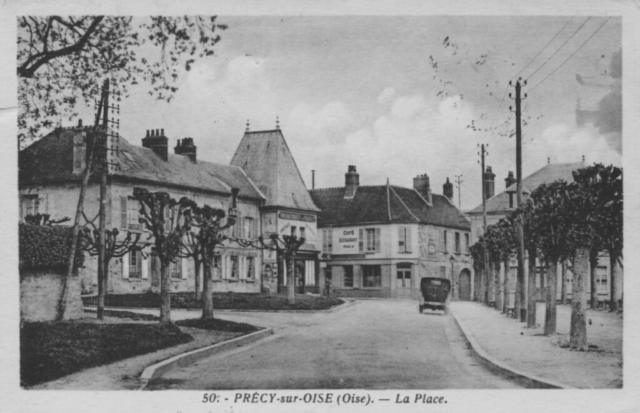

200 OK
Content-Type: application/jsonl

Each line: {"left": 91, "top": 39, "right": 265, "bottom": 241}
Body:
{"left": 363, "top": 265, "right": 381, "bottom": 287}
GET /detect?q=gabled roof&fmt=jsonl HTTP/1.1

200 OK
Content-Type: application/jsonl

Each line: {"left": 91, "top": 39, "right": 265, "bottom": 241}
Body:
{"left": 468, "top": 162, "right": 585, "bottom": 215}
{"left": 309, "top": 184, "right": 470, "bottom": 230}
{"left": 230, "top": 129, "right": 320, "bottom": 212}
{"left": 19, "top": 128, "right": 265, "bottom": 201}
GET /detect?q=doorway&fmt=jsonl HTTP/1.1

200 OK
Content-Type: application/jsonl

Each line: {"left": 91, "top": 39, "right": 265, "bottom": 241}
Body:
{"left": 458, "top": 269, "right": 472, "bottom": 301}
{"left": 396, "top": 263, "right": 413, "bottom": 298}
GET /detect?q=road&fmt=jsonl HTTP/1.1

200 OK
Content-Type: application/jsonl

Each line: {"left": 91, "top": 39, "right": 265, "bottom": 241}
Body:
{"left": 146, "top": 300, "right": 521, "bottom": 390}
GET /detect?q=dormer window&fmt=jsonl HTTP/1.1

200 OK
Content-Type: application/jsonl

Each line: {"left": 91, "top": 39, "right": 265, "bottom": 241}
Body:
{"left": 509, "top": 193, "right": 514, "bottom": 209}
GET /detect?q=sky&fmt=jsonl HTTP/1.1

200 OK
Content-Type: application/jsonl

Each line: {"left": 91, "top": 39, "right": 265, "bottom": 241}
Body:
{"left": 70, "top": 15, "right": 621, "bottom": 211}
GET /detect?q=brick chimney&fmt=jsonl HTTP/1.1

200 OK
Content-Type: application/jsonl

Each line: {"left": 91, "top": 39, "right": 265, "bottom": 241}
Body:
{"left": 443, "top": 177, "right": 454, "bottom": 201}
{"left": 505, "top": 171, "right": 516, "bottom": 189}
{"left": 142, "top": 128, "right": 168, "bottom": 161}
{"left": 484, "top": 166, "right": 496, "bottom": 200}
{"left": 174, "top": 137, "right": 197, "bottom": 162}
{"left": 413, "top": 173, "right": 432, "bottom": 204}
{"left": 344, "top": 165, "right": 359, "bottom": 198}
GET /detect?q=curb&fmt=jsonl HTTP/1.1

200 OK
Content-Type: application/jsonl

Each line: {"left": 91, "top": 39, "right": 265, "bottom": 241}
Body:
{"left": 139, "top": 328, "right": 274, "bottom": 389}
{"left": 450, "top": 308, "right": 576, "bottom": 389}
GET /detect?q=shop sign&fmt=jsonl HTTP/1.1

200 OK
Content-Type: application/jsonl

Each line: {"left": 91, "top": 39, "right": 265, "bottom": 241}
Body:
{"left": 278, "top": 211, "right": 316, "bottom": 222}
{"left": 336, "top": 229, "right": 359, "bottom": 253}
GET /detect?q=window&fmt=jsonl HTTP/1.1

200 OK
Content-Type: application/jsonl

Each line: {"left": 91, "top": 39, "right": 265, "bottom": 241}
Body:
{"left": 291, "top": 226, "right": 297, "bottom": 237}
{"left": 229, "top": 256, "right": 239, "bottom": 279}
{"left": 465, "top": 234, "right": 470, "bottom": 254}
{"left": 363, "top": 265, "right": 382, "bottom": 288}
{"left": 170, "top": 260, "right": 181, "bottom": 279}
{"left": 443, "top": 231, "right": 448, "bottom": 252}
{"left": 455, "top": 232, "right": 461, "bottom": 254}
{"left": 246, "top": 257, "right": 255, "bottom": 279}
{"left": 343, "top": 265, "right": 353, "bottom": 288}
{"left": 398, "top": 226, "right": 412, "bottom": 252}
{"left": 596, "top": 266, "right": 608, "bottom": 295}
{"left": 129, "top": 251, "right": 142, "bottom": 278}
{"left": 508, "top": 193, "right": 514, "bottom": 209}
{"left": 322, "top": 229, "right": 333, "bottom": 253}
{"left": 213, "top": 255, "right": 221, "bottom": 279}
{"left": 244, "top": 217, "right": 254, "bottom": 239}
{"left": 360, "top": 228, "right": 381, "bottom": 252}
{"left": 232, "top": 212, "right": 242, "bottom": 238}
{"left": 21, "top": 194, "right": 42, "bottom": 220}
{"left": 299, "top": 227, "right": 306, "bottom": 240}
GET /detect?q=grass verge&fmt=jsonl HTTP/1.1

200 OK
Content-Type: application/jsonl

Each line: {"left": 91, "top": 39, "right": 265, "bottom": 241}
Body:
{"left": 21, "top": 321, "right": 192, "bottom": 387}
{"left": 175, "top": 318, "right": 261, "bottom": 333}
{"left": 83, "top": 292, "right": 344, "bottom": 311}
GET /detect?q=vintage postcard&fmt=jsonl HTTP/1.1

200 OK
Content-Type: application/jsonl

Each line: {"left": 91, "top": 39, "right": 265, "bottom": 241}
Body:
{"left": 1, "top": 1, "right": 639, "bottom": 412}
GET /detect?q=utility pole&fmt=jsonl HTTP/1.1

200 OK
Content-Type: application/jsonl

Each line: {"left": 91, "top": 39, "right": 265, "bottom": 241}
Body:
{"left": 478, "top": 144, "right": 490, "bottom": 305}
{"left": 454, "top": 174, "right": 463, "bottom": 210}
{"left": 510, "top": 78, "right": 527, "bottom": 322}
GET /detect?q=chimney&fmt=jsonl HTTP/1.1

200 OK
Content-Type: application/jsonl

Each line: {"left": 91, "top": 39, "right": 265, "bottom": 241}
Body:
{"left": 443, "top": 177, "right": 454, "bottom": 201}
{"left": 504, "top": 171, "right": 516, "bottom": 189}
{"left": 484, "top": 166, "right": 496, "bottom": 200}
{"left": 142, "top": 128, "right": 169, "bottom": 161}
{"left": 413, "top": 173, "right": 432, "bottom": 204}
{"left": 344, "top": 165, "right": 359, "bottom": 198}
{"left": 174, "top": 137, "right": 197, "bottom": 162}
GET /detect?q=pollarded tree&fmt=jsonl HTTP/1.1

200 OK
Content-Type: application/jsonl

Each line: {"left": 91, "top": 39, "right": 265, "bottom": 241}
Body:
{"left": 178, "top": 199, "right": 236, "bottom": 319}
{"left": 529, "top": 181, "right": 575, "bottom": 335}
{"left": 18, "top": 16, "right": 227, "bottom": 144}
{"left": 494, "top": 217, "right": 517, "bottom": 314}
{"left": 484, "top": 224, "right": 503, "bottom": 310}
{"left": 515, "top": 199, "right": 542, "bottom": 328}
{"left": 469, "top": 239, "right": 487, "bottom": 304}
{"left": 133, "top": 188, "right": 191, "bottom": 325}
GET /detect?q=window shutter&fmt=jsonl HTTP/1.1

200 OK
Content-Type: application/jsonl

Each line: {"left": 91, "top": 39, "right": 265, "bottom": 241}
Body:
{"left": 398, "top": 227, "right": 403, "bottom": 251}
{"left": 254, "top": 217, "right": 259, "bottom": 239}
{"left": 141, "top": 253, "right": 149, "bottom": 279}
{"left": 221, "top": 255, "right": 227, "bottom": 279}
{"left": 121, "top": 197, "right": 128, "bottom": 230}
{"left": 164, "top": 207, "right": 171, "bottom": 233}
{"left": 407, "top": 227, "right": 412, "bottom": 252}
{"left": 375, "top": 228, "right": 381, "bottom": 252}
{"left": 182, "top": 258, "right": 188, "bottom": 280}
{"left": 359, "top": 229, "right": 364, "bottom": 252}
{"left": 122, "top": 253, "right": 130, "bottom": 279}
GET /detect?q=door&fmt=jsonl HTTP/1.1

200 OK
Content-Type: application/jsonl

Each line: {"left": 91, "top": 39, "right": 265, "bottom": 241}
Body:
{"left": 459, "top": 269, "right": 471, "bottom": 301}
{"left": 396, "top": 263, "right": 413, "bottom": 298}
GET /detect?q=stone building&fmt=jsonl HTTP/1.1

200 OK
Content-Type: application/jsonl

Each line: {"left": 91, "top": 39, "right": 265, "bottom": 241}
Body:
{"left": 310, "top": 166, "right": 473, "bottom": 300}
{"left": 230, "top": 124, "right": 321, "bottom": 294}
{"left": 19, "top": 124, "right": 266, "bottom": 295}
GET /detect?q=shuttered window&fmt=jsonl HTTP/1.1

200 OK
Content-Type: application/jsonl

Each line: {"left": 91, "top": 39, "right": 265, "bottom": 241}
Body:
{"left": 246, "top": 257, "right": 255, "bottom": 279}
{"left": 365, "top": 228, "right": 380, "bottom": 252}
{"left": 120, "top": 197, "right": 128, "bottom": 230}
{"left": 398, "top": 226, "right": 412, "bottom": 252}
{"left": 322, "top": 229, "right": 333, "bottom": 253}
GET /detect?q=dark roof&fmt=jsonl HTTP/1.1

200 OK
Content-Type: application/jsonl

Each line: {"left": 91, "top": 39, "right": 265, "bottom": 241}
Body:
{"left": 19, "top": 128, "right": 265, "bottom": 200}
{"left": 468, "top": 162, "right": 585, "bottom": 215}
{"left": 309, "top": 184, "right": 470, "bottom": 230}
{"left": 230, "top": 129, "right": 320, "bottom": 212}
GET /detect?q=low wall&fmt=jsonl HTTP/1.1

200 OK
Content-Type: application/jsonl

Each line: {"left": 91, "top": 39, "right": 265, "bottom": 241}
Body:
{"left": 21, "top": 269, "right": 84, "bottom": 321}
{"left": 332, "top": 288, "right": 392, "bottom": 299}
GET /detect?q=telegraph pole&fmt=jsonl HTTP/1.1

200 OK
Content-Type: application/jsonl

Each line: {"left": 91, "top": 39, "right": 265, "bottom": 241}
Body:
{"left": 478, "top": 144, "right": 490, "bottom": 305}
{"left": 454, "top": 174, "right": 463, "bottom": 210}
{"left": 510, "top": 78, "right": 527, "bottom": 322}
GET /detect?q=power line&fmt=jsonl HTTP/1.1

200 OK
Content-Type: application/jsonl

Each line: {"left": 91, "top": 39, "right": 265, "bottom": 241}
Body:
{"left": 513, "top": 16, "right": 575, "bottom": 80}
{"left": 528, "top": 17, "right": 611, "bottom": 94}
{"left": 525, "top": 17, "right": 592, "bottom": 82}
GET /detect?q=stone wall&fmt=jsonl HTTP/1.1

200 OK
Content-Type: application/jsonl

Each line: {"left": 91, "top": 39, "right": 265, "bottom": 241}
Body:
{"left": 21, "top": 269, "right": 84, "bottom": 321}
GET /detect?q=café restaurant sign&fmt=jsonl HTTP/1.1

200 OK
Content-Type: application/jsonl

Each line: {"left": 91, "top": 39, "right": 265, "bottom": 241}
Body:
{"left": 336, "top": 229, "right": 359, "bottom": 253}
{"left": 278, "top": 212, "right": 316, "bottom": 223}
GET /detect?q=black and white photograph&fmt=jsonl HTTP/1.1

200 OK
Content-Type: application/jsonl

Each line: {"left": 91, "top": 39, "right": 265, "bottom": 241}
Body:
{"left": 2, "top": 1, "right": 639, "bottom": 412}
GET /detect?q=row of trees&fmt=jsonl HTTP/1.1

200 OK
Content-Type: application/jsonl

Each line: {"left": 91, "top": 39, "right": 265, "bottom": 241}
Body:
{"left": 77, "top": 187, "right": 305, "bottom": 326}
{"left": 470, "top": 164, "right": 622, "bottom": 350}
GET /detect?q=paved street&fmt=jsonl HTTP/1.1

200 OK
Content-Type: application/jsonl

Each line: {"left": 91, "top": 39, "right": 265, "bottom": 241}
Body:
{"left": 146, "top": 300, "right": 520, "bottom": 390}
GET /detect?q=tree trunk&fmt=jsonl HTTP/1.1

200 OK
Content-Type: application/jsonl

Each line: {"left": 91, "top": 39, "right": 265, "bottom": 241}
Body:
{"left": 513, "top": 266, "right": 522, "bottom": 319}
{"left": 160, "top": 263, "right": 172, "bottom": 325}
{"left": 201, "top": 251, "right": 214, "bottom": 319}
{"left": 286, "top": 256, "right": 296, "bottom": 305}
{"left": 560, "top": 261, "right": 567, "bottom": 305}
{"left": 97, "top": 259, "right": 109, "bottom": 319}
{"left": 609, "top": 253, "right": 618, "bottom": 312}
{"left": 544, "top": 258, "right": 558, "bottom": 335}
{"left": 589, "top": 250, "right": 598, "bottom": 310}
{"left": 194, "top": 257, "right": 201, "bottom": 298}
{"left": 502, "top": 258, "right": 510, "bottom": 313}
{"left": 570, "top": 247, "right": 588, "bottom": 350}
{"left": 493, "top": 261, "right": 501, "bottom": 310}
{"left": 484, "top": 262, "right": 491, "bottom": 306}
{"left": 474, "top": 268, "right": 481, "bottom": 302}
{"left": 526, "top": 249, "right": 537, "bottom": 328}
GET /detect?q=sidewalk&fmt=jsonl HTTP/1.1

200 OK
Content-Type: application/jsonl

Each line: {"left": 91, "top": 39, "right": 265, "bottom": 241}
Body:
{"left": 449, "top": 301, "right": 623, "bottom": 389}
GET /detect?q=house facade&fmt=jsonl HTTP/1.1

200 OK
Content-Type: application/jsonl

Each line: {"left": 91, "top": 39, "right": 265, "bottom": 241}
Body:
{"left": 230, "top": 125, "right": 322, "bottom": 294}
{"left": 310, "top": 166, "right": 473, "bottom": 300}
{"left": 19, "top": 124, "right": 266, "bottom": 295}
{"left": 467, "top": 160, "right": 623, "bottom": 305}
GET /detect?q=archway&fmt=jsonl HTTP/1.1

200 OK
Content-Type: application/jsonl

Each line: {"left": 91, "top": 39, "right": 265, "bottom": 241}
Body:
{"left": 458, "top": 269, "right": 472, "bottom": 301}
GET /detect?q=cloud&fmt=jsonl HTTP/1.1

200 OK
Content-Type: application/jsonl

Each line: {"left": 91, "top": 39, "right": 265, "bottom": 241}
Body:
{"left": 377, "top": 87, "right": 396, "bottom": 104}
